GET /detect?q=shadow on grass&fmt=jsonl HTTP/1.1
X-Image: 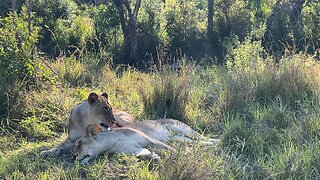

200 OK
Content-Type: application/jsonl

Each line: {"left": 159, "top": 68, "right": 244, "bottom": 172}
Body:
{"left": 0, "top": 139, "right": 90, "bottom": 179}
{"left": 1, "top": 140, "right": 156, "bottom": 179}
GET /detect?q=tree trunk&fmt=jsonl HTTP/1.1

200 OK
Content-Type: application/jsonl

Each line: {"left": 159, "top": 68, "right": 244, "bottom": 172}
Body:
{"left": 28, "top": 0, "right": 32, "bottom": 36}
{"left": 128, "top": 13, "right": 138, "bottom": 64}
{"left": 207, "top": 0, "right": 214, "bottom": 53}
{"left": 207, "top": 0, "right": 214, "bottom": 41}
{"left": 86, "top": 0, "right": 141, "bottom": 65}
{"left": 113, "top": 0, "right": 141, "bottom": 65}
{"left": 27, "top": 0, "right": 35, "bottom": 61}
{"left": 11, "top": 0, "right": 17, "bottom": 12}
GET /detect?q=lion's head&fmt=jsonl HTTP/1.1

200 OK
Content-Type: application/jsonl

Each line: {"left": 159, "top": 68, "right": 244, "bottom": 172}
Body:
{"left": 73, "top": 135, "right": 97, "bottom": 164}
{"left": 87, "top": 92, "right": 117, "bottom": 128}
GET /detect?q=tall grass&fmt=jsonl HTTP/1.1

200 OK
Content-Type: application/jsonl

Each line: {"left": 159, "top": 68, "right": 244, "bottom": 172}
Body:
{"left": 2, "top": 47, "right": 320, "bottom": 179}
{"left": 138, "top": 66, "right": 190, "bottom": 122}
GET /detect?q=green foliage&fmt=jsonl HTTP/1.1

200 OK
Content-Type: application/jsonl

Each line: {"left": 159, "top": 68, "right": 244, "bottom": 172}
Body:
{"left": 33, "top": 0, "right": 95, "bottom": 57}
{"left": 137, "top": 0, "right": 162, "bottom": 63}
{"left": 53, "top": 14, "right": 95, "bottom": 55}
{"left": 51, "top": 56, "right": 93, "bottom": 87}
{"left": 302, "top": 1, "right": 320, "bottom": 52}
{"left": 216, "top": 0, "right": 252, "bottom": 40}
{"left": 0, "top": 9, "right": 39, "bottom": 87}
{"left": 163, "top": 0, "right": 207, "bottom": 59}
{"left": 2, "top": 0, "right": 320, "bottom": 179}
{"left": 88, "top": 3, "right": 121, "bottom": 57}
{"left": 226, "top": 38, "right": 265, "bottom": 74}
{"left": 0, "top": 7, "right": 52, "bottom": 120}
{"left": 33, "top": 0, "right": 78, "bottom": 56}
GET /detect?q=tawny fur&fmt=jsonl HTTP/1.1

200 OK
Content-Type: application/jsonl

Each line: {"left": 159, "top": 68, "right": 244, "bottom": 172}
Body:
{"left": 74, "top": 119, "right": 219, "bottom": 164}
{"left": 40, "top": 93, "right": 135, "bottom": 157}
{"left": 75, "top": 126, "right": 173, "bottom": 164}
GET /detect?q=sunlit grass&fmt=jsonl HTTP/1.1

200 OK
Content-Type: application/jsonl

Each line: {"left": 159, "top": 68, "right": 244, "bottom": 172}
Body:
{"left": 2, "top": 53, "right": 320, "bottom": 179}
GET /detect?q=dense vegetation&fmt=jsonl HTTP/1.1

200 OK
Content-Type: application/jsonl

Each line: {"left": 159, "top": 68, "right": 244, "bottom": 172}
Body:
{"left": 1, "top": 0, "right": 320, "bottom": 179}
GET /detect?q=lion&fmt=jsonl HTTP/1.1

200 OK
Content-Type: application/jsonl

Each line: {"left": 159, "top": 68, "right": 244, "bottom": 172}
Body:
{"left": 74, "top": 124, "right": 173, "bottom": 164}
{"left": 74, "top": 119, "right": 219, "bottom": 164}
{"left": 40, "top": 92, "right": 135, "bottom": 157}
{"left": 41, "top": 92, "right": 219, "bottom": 162}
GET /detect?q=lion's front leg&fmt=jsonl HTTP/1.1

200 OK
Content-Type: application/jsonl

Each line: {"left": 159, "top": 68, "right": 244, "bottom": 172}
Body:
{"left": 40, "top": 138, "right": 74, "bottom": 157}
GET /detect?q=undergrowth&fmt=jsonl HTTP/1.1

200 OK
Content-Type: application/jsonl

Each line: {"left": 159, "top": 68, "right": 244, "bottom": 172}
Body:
{"left": 2, "top": 48, "right": 320, "bottom": 179}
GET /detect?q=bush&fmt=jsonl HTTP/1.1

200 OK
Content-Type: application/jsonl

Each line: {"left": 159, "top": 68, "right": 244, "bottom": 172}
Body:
{"left": 0, "top": 8, "right": 52, "bottom": 120}
{"left": 33, "top": 0, "right": 95, "bottom": 57}
{"left": 302, "top": 1, "right": 320, "bottom": 53}
{"left": 53, "top": 15, "right": 95, "bottom": 56}
{"left": 163, "top": 0, "right": 207, "bottom": 59}
{"left": 88, "top": 3, "right": 121, "bottom": 57}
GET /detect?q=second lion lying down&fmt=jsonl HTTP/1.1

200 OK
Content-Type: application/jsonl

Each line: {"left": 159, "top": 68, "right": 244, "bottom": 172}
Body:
{"left": 75, "top": 125, "right": 173, "bottom": 164}
{"left": 74, "top": 119, "right": 219, "bottom": 164}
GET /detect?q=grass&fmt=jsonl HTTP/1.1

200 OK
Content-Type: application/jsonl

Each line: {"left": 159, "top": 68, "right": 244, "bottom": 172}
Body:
{"left": 1, "top": 52, "right": 320, "bottom": 179}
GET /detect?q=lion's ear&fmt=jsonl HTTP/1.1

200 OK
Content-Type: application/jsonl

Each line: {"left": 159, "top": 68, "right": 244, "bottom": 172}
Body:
{"left": 88, "top": 93, "right": 99, "bottom": 105}
{"left": 101, "top": 92, "right": 108, "bottom": 99}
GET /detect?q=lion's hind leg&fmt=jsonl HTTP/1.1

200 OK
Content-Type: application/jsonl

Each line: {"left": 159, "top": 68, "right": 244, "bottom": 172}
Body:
{"left": 171, "top": 135, "right": 194, "bottom": 144}
{"left": 134, "top": 148, "right": 161, "bottom": 162}
{"left": 149, "top": 139, "right": 174, "bottom": 151}
{"left": 171, "top": 135, "right": 217, "bottom": 146}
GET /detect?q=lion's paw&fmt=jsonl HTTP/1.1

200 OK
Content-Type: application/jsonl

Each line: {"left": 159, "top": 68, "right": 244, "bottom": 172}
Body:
{"left": 150, "top": 152, "right": 160, "bottom": 163}
{"left": 40, "top": 148, "right": 60, "bottom": 157}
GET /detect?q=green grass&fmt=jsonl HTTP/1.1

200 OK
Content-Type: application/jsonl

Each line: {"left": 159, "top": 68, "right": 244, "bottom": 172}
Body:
{"left": 1, "top": 53, "right": 320, "bottom": 179}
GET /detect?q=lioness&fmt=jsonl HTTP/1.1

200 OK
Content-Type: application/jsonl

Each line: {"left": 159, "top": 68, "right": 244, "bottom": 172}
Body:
{"left": 74, "top": 119, "right": 219, "bottom": 164}
{"left": 74, "top": 125, "right": 173, "bottom": 164}
{"left": 40, "top": 92, "right": 135, "bottom": 157}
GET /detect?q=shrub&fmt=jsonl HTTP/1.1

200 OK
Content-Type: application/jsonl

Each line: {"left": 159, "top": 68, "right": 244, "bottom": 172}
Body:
{"left": 53, "top": 15, "right": 95, "bottom": 56}
{"left": 163, "top": 0, "right": 207, "bottom": 58}
{"left": 33, "top": 0, "right": 95, "bottom": 57}
{"left": 88, "top": 3, "right": 121, "bottom": 57}
{"left": 302, "top": 1, "right": 320, "bottom": 53}
{"left": 0, "top": 8, "right": 52, "bottom": 121}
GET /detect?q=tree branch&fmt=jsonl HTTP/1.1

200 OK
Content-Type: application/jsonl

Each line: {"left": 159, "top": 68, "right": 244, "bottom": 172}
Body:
{"left": 123, "top": 0, "right": 132, "bottom": 15}
{"left": 113, "top": 1, "right": 129, "bottom": 38}
{"left": 133, "top": 0, "right": 141, "bottom": 18}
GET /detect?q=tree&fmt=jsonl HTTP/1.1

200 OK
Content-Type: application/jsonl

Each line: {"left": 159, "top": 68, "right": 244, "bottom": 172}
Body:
{"left": 93, "top": 0, "right": 141, "bottom": 65}
{"left": 264, "top": 0, "right": 306, "bottom": 58}
{"left": 113, "top": 0, "right": 141, "bottom": 65}
{"left": 207, "top": 0, "right": 214, "bottom": 50}
{"left": 12, "top": 0, "right": 17, "bottom": 12}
